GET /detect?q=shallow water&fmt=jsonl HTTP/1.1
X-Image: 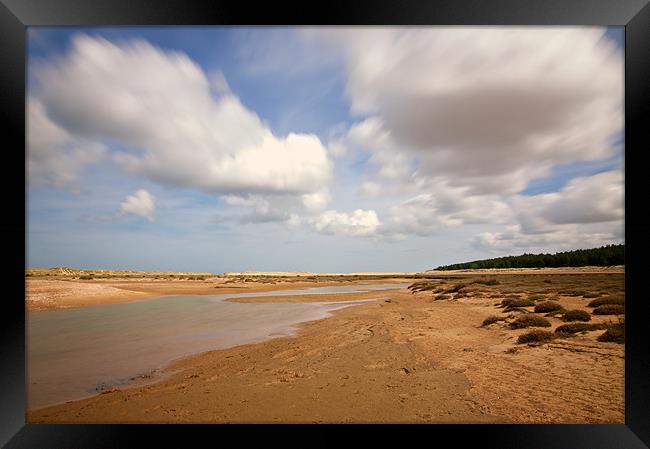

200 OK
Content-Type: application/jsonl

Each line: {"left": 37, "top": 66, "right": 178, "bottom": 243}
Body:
{"left": 27, "top": 283, "right": 408, "bottom": 410}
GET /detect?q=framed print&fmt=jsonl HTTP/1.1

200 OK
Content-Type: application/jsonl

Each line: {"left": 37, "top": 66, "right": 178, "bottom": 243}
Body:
{"left": 2, "top": 0, "right": 649, "bottom": 447}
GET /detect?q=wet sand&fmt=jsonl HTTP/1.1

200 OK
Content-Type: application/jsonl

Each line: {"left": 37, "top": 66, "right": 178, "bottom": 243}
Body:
{"left": 26, "top": 269, "right": 624, "bottom": 423}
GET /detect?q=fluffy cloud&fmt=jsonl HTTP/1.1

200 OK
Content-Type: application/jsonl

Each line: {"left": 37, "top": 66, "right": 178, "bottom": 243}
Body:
{"left": 31, "top": 34, "right": 331, "bottom": 196}
{"left": 313, "top": 28, "right": 622, "bottom": 197}
{"left": 28, "top": 97, "right": 106, "bottom": 187}
{"left": 301, "top": 190, "right": 331, "bottom": 212}
{"left": 218, "top": 194, "right": 284, "bottom": 223}
{"left": 119, "top": 189, "right": 156, "bottom": 220}
{"left": 473, "top": 170, "right": 624, "bottom": 252}
{"left": 384, "top": 183, "right": 514, "bottom": 238}
{"left": 312, "top": 209, "right": 381, "bottom": 237}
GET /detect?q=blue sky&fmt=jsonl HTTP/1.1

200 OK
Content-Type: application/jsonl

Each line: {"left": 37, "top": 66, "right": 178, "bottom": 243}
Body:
{"left": 27, "top": 27, "right": 624, "bottom": 272}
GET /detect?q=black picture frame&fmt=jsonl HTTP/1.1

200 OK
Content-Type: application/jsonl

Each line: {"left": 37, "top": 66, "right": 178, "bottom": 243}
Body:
{"left": 2, "top": 0, "right": 649, "bottom": 447}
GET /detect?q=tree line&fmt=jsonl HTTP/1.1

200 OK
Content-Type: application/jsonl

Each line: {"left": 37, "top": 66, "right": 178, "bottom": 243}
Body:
{"left": 435, "top": 244, "right": 624, "bottom": 270}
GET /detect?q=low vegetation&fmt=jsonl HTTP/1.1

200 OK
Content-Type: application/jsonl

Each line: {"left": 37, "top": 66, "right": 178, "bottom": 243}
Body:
{"left": 444, "top": 283, "right": 466, "bottom": 293}
{"left": 598, "top": 321, "right": 625, "bottom": 343}
{"left": 583, "top": 292, "right": 601, "bottom": 298}
{"left": 592, "top": 304, "right": 625, "bottom": 315}
{"left": 561, "top": 309, "right": 592, "bottom": 322}
{"left": 472, "top": 278, "right": 499, "bottom": 285}
{"left": 509, "top": 314, "right": 552, "bottom": 329}
{"left": 528, "top": 294, "right": 546, "bottom": 301}
{"left": 517, "top": 330, "right": 556, "bottom": 344}
{"left": 501, "top": 298, "right": 535, "bottom": 309}
{"left": 587, "top": 296, "right": 625, "bottom": 307}
{"left": 408, "top": 282, "right": 438, "bottom": 293}
{"left": 534, "top": 301, "right": 564, "bottom": 313}
{"left": 482, "top": 315, "right": 504, "bottom": 326}
{"left": 555, "top": 323, "right": 608, "bottom": 334}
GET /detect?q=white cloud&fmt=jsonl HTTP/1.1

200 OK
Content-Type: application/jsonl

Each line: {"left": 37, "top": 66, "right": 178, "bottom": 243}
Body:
{"left": 31, "top": 34, "right": 332, "bottom": 197}
{"left": 301, "top": 190, "right": 330, "bottom": 212}
{"left": 119, "top": 189, "right": 156, "bottom": 220}
{"left": 312, "top": 209, "right": 381, "bottom": 237}
{"left": 313, "top": 27, "right": 622, "bottom": 196}
{"left": 27, "top": 97, "right": 106, "bottom": 187}
{"left": 472, "top": 170, "right": 624, "bottom": 253}
{"left": 384, "top": 184, "right": 514, "bottom": 237}
{"left": 219, "top": 194, "right": 293, "bottom": 223}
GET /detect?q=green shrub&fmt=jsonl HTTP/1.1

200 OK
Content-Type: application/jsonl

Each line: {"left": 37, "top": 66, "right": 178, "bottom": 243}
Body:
{"left": 79, "top": 275, "right": 94, "bottom": 280}
{"left": 587, "top": 296, "right": 625, "bottom": 307}
{"left": 561, "top": 309, "right": 592, "bottom": 322}
{"left": 528, "top": 294, "right": 546, "bottom": 301}
{"left": 509, "top": 314, "right": 552, "bottom": 329}
{"left": 555, "top": 323, "right": 608, "bottom": 334}
{"left": 518, "top": 330, "right": 555, "bottom": 344}
{"left": 592, "top": 304, "right": 625, "bottom": 315}
{"left": 534, "top": 301, "right": 564, "bottom": 313}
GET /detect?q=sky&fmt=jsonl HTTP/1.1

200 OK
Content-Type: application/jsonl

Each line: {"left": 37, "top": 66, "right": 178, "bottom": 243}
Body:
{"left": 26, "top": 26, "right": 625, "bottom": 273}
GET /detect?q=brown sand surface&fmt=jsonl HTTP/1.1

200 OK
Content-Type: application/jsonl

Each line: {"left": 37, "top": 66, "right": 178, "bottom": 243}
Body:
{"left": 27, "top": 270, "right": 624, "bottom": 423}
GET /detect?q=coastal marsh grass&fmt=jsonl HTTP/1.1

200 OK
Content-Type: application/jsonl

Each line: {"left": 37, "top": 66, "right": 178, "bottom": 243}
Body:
{"left": 561, "top": 309, "right": 592, "bottom": 322}
{"left": 482, "top": 315, "right": 504, "bottom": 326}
{"left": 444, "top": 283, "right": 467, "bottom": 294}
{"left": 517, "top": 330, "right": 556, "bottom": 344}
{"left": 534, "top": 301, "right": 564, "bottom": 313}
{"left": 587, "top": 296, "right": 625, "bottom": 307}
{"left": 472, "top": 278, "right": 499, "bottom": 285}
{"left": 509, "top": 314, "right": 552, "bottom": 329}
{"left": 555, "top": 323, "right": 608, "bottom": 334}
{"left": 592, "top": 304, "right": 625, "bottom": 315}
{"left": 598, "top": 321, "right": 625, "bottom": 343}
{"left": 583, "top": 292, "right": 601, "bottom": 298}
{"left": 528, "top": 294, "right": 546, "bottom": 301}
{"left": 502, "top": 298, "right": 535, "bottom": 309}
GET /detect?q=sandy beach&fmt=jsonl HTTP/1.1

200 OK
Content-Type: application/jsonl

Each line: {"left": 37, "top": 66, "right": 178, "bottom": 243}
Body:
{"left": 26, "top": 268, "right": 624, "bottom": 423}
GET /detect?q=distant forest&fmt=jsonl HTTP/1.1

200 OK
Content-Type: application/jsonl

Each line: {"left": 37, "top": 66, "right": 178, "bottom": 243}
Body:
{"left": 435, "top": 244, "right": 624, "bottom": 270}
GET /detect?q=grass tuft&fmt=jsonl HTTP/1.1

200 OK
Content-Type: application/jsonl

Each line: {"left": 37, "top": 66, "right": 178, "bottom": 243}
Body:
{"left": 528, "top": 294, "right": 546, "bottom": 301}
{"left": 534, "top": 301, "right": 564, "bottom": 313}
{"left": 472, "top": 278, "right": 499, "bottom": 286}
{"left": 502, "top": 298, "right": 535, "bottom": 309}
{"left": 444, "top": 283, "right": 466, "bottom": 293}
{"left": 592, "top": 304, "right": 625, "bottom": 315}
{"left": 561, "top": 309, "right": 592, "bottom": 322}
{"left": 582, "top": 292, "right": 601, "bottom": 298}
{"left": 517, "top": 330, "right": 555, "bottom": 344}
{"left": 597, "top": 321, "right": 624, "bottom": 343}
{"left": 555, "top": 323, "right": 608, "bottom": 334}
{"left": 587, "top": 296, "right": 625, "bottom": 307}
{"left": 509, "top": 314, "right": 552, "bottom": 329}
{"left": 482, "top": 315, "right": 503, "bottom": 326}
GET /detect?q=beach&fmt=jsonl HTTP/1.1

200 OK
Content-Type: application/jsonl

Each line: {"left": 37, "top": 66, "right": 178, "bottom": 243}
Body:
{"left": 26, "top": 268, "right": 624, "bottom": 423}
